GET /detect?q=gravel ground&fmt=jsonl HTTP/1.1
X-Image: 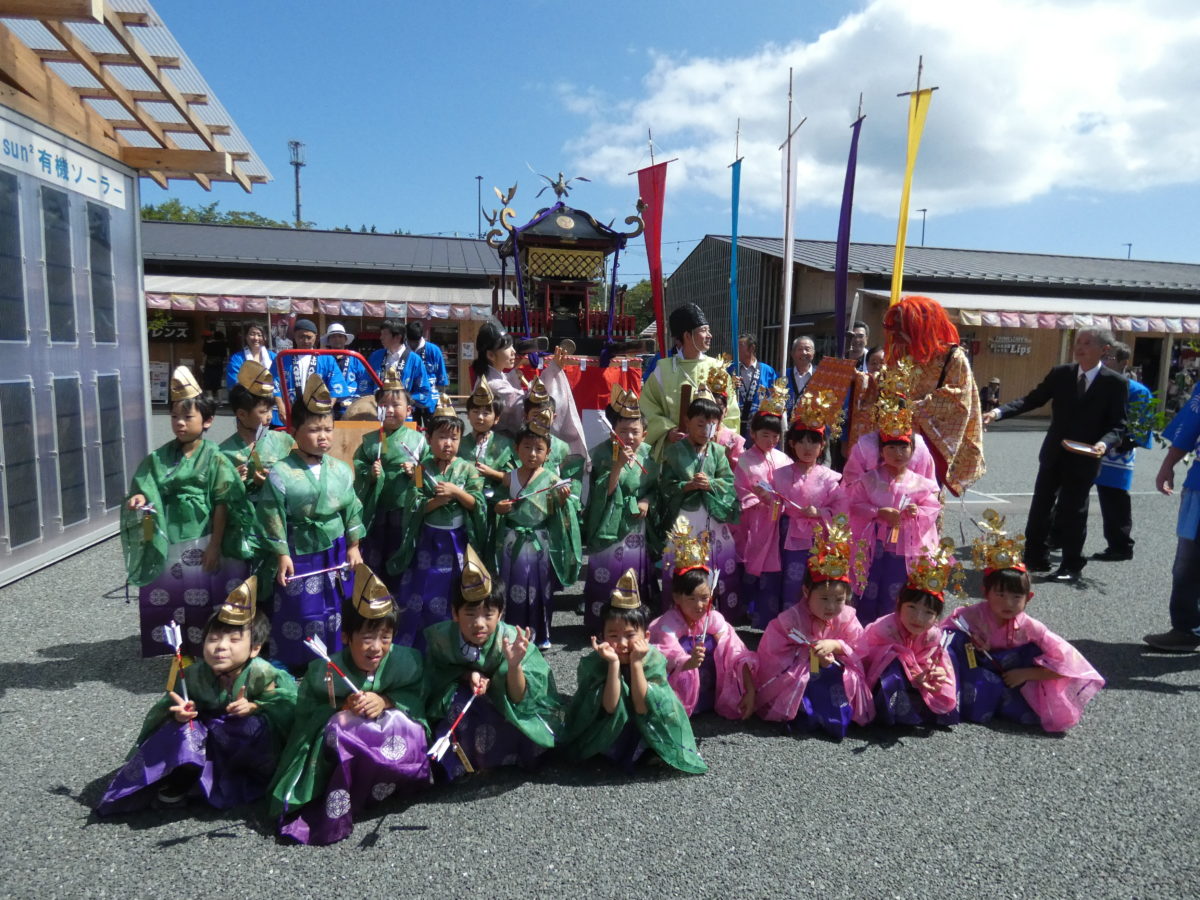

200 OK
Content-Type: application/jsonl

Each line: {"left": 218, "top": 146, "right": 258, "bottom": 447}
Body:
{"left": 1, "top": 424, "right": 1197, "bottom": 899}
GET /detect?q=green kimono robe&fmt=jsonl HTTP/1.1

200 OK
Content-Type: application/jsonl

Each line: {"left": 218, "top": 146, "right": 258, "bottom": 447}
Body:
{"left": 352, "top": 426, "right": 427, "bottom": 531}
{"left": 133, "top": 656, "right": 296, "bottom": 751}
{"left": 387, "top": 454, "right": 486, "bottom": 574}
{"left": 659, "top": 438, "right": 739, "bottom": 528}
{"left": 640, "top": 354, "right": 741, "bottom": 460}
{"left": 258, "top": 452, "right": 365, "bottom": 557}
{"left": 217, "top": 429, "right": 296, "bottom": 558}
{"left": 268, "top": 645, "right": 427, "bottom": 816}
{"left": 563, "top": 647, "right": 707, "bottom": 774}
{"left": 120, "top": 438, "right": 246, "bottom": 586}
{"left": 584, "top": 438, "right": 659, "bottom": 551}
{"left": 423, "top": 619, "right": 564, "bottom": 747}
{"left": 547, "top": 433, "right": 586, "bottom": 503}
{"left": 458, "top": 430, "right": 516, "bottom": 481}
{"left": 493, "top": 466, "right": 583, "bottom": 587}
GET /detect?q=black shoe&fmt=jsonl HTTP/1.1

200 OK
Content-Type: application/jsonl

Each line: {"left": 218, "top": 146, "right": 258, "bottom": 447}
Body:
{"left": 1025, "top": 556, "right": 1052, "bottom": 572}
{"left": 1143, "top": 629, "right": 1200, "bottom": 652}
{"left": 1092, "top": 548, "right": 1133, "bottom": 561}
{"left": 1047, "top": 566, "right": 1082, "bottom": 584}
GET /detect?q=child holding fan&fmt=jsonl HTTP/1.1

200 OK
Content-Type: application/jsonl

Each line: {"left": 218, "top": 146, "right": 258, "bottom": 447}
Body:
{"left": 755, "top": 516, "right": 873, "bottom": 740}
{"left": 583, "top": 385, "right": 658, "bottom": 631}
{"left": 944, "top": 510, "right": 1104, "bottom": 732}
{"left": 649, "top": 519, "right": 757, "bottom": 720}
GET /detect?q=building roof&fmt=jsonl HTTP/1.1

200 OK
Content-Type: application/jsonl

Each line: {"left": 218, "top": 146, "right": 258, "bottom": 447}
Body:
{"left": 143, "top": 221, "right": 502, "bottom": 278}
{"left": 706, "top": 236, "right": 1200, "bottom": 293}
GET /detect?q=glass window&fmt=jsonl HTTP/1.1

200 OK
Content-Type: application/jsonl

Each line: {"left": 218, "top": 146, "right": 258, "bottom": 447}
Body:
{"left": 96, "top": 373, "right": 126, "bottom": 510}
{"left": 87, "top": 202, "right": 116, "bottom": 343}
{"left": 53, "top": 376, "right": 87, "bottom": 526}
{"left": 41, "top": 187, "right": 75, "bottom": 343}
{"left": 0, "top": 170, "right": 24, "bottom": 341}
{"left": 0, "top": 380, "right": 41, "bottom": 548}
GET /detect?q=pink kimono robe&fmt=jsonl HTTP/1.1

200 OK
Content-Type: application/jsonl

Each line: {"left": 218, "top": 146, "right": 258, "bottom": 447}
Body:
{"left": 754, "top": 603, "right": 873, "bottom": 725}
{"left": 842, "top": 432, "right": 936, "bottom": 487}
{"left": 947, "top": 602, "right": 1104, "bottom": 732}
{"left": 715, "top": 425, "right": 745, "bottom": 469}
{"left": 649, "top": 607, "right": 758, "bottom": 720}
{"left": 858, "top": 613, "right": 957, "bottom": 716}
{"left": 845, "top": 467, "right": 941, "bottom": 575}
{"left": 733, "top": 445, "right": 792, "bottom": 576}
{"left": 778, "top": 464, "right": 844, "bottom": 553}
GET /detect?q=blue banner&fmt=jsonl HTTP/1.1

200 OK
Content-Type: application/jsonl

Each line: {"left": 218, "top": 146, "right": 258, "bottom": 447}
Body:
{"left": 730, "top": 158, "right": 742, "bottom": 356}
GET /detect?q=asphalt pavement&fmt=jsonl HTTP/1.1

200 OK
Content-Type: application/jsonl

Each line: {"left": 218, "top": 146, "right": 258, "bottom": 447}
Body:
{"left": 1, "top": 425, "right": 1197, "bottom": 899}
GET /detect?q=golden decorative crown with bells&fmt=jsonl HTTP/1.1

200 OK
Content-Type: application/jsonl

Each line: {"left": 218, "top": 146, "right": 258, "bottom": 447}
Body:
{"left": 301, "top": 373, "right": 333, "bottom": 415}
{"left": 379, "top": 365, "right": 404, "bottom": 393}
{"left": 170, "top": 366, "right": 202, "bottom": 403}
{"left": 706, "top": 357, "right": 733, "bottom": 397}
{"left": 468, "top": 377, "right": 496, "bottom": 408}
{"left": 757, "top": 378, "right": 789, "bottom": 419}
{"left": 906, "top": 537, "right": 967, "bottom": 599}
{"left": 351, "top": 564, "right": 394, "bottom": 619}
{"left": 218, "top": 576, "right": 257, "bottom": 627}
{"left": 667, "top": 516, "right": 711, "bottom": 575}
{"left": 874, "top": 359, "right": 917, "bottom": 443}
{"left": 971, "top": 508, "right": 1027, "bottom": 574}
{"left": 608, "top": 384, "right": 642, "bottom": 419}
{"left": 526, "top": 404, "right": 554, "bottom": 437}
{"left": 790, "top": 387, "right": 843, "bottom": 440}
{"left": 808, "top": 514, "right": 867, "bottom": 585}
{"left": 609, "top": 568, "right": 642, "bottom": 610}
{"left": 460, "top": 545, "right": 493, "bottom": 603}
{"left": 236, "top": 359, "right": 276, "bottom": 399}
{"left": 525, "top": 375, "right": 552, "bottom": 408}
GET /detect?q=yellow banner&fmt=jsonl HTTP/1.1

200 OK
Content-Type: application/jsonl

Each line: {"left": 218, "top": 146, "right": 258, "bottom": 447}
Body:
{"left": 889, "top": 89, "right": 934, "bottom": 306}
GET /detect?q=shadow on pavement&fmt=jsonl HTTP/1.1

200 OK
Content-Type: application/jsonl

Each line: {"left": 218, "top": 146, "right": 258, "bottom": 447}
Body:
{"left": 0, "top": 635, "right": 149, "bottom": 701}
{"left": 1071, "top": 639, "right": 1200, "bottom": 695}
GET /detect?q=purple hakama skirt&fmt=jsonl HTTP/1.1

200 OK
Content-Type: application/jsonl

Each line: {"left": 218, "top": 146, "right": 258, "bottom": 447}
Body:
{"left": 396, "top": 525, "right": 466, "bottom": 651}
{"left": 96, "top": 714, "right": 275, "bottom": 814}
{"left": 499, "top": 527, "right": 555, "bottom": 646}
{"left": 274, "top": 536, "right": 347, "bottom": 671}
{"left": 361, "top": 509, "right": 406, "bottom": 596}
{"left": 946, "top": 634, "right": 1043, "bottom": 727}
{"left": 679, "top": 633, "right": 718, "bottom": 715}
{"left": 661, "top": 517, "right": 740, "bottom": 621}
{"left": 744, "top": 570, "right": 785, "bottom": 630}
{"left": 601, "top": 720, "right": 648, "bottom": 773}
{"left": 855, "top": 542, "right": 908, "bottom": 626}
{"left": 278, "top": 708, "right": 429, "bottom": 846}
{"left": 780, "top": 547, "right": 811, "bottom": 612}
{"left": 873, "top": 659, "right": 959, "bottom": 727}
{"left": 431, "top": 686, "right": 548, "bottom": 781}
{"left": 584, "top": 525, "right": 651, "bottom": 633}
{"left": 789, "top": 663, "right": 854, "bottom": 740}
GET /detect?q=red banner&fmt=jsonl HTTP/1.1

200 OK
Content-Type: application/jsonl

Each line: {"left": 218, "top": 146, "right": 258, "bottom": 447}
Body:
{"left": 636, "top": 162, "right": 670, "bottom": 357}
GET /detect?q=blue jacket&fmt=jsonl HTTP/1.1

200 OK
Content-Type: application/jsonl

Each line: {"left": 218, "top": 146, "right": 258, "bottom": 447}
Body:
{"left": 277, "top": 353, "right": 351, "bottom": 402}
{"left": 1096, "top": 378, "right": 1152, "bottom": 491}
{"left": 367, "top": 348, "right": 434, "bottom": 414}
{"left": 414, "top": 341, "right": 450, "bottom": 392}
{"left": 729, "top": 360, "right": 778, "bottom": 418}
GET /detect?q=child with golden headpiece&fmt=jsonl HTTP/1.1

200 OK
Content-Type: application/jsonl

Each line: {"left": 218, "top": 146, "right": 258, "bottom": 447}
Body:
{"left": 706, "top": 363, "right": 746, "bottom": 467}
{"left": 270, "top": 563, "right": 430, "bottom": 845}
{"left": 218, "top": 358, "right": 296, "bottom": 494}
{"left": 422, "top": 547, "right": 564, "bottom": 780}
{"left": 942, "top": 511, "right": 1104, "bottom": 731}
{"left": 776, "top": 385, "right": 846, "bottom": 611}
{"left": 387, "top": 393, "right": 485, "bottom": 650}
{"left": 649, "top": 519, "right": 757, "bottom": 720}
{"left": 523, "top": 374, "right": 586, "bottom": 502}
{"left": 121, "top": 366, "right": 251, "bottom": 657}
{"left": 754, "top": 516, "right": 874, "bottom": 738}
{"left": 258, "top": 374, "right": 365, "bottom": 670}
{"left": 856, "top": 540, "right": 961, "bottom": 726}
{"left": 492, "top": 406, "right": 582, "bottom": 648}
{"left": 98, "top": 576, "right": 296, "bottom": 814}
{"left": 564, "top": 567, "right": 707, "bottom": 773}
{"left": 460, "top": 376, "right": 517, "bottom": 489}
{"left": 843, "top": 366, "right": 943, "bottom": 625}
{"left": 659, "top": 384, "right": 741, "bottom": 621}
{"left": 734, "top": 378, "right": 795, "bottom": 627}
{"left": 352, "top": 366, "right": 427, "bottom": 598}
{"left": 582, "top": 384, "right": 659, "bottom": 631}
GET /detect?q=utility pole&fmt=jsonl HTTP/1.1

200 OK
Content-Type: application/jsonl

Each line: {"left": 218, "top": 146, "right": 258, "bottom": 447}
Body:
{"left": 916, "top": 208, "right": 927, "bottom": 246}
{"left": 476, "top": 175, "right": 483, "bottom": 238}
{"left": 1122, "top": 242, "right": 1132, "bottom": 259}
{"left": 288, "top": 140, "right": 305, "bottom": 229}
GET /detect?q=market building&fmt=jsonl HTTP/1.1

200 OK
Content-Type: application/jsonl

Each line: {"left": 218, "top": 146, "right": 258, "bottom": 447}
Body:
{"left": 667, "top": 236, "right": 1200, "bottom": 409}
{"left": 0, "top": 1, "right": 266, "bottom": 586}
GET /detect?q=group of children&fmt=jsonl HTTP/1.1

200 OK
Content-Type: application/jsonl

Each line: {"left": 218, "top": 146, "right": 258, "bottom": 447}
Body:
{"left": 105, "top": 357, "right": 1104, "bottom": 845}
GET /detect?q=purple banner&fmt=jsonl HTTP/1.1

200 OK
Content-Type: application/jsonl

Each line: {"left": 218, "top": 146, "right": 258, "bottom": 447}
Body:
{"left": 834, "top": 116, "right": 865, "bottom": 357}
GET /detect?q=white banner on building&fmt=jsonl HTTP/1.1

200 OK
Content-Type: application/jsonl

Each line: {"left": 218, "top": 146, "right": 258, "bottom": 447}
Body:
{"left": 1, "top": 118, "right": 128, "bottom": 209}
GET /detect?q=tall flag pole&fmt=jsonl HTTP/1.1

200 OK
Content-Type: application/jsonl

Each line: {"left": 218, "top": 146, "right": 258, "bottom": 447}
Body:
{"left": 728, "top": 119, "right": 744, "bottom": 358}
{"left": 834, "top": 96, "right": 866, "bottom": 356}
{"left": 631, "top": 129, "right": 677, "bottom": 357}
{"left": 777, "top": 68, "right": 807, "bottom": 376}
{"left": 890, "top": 57, "right": 938, "bottom": 306}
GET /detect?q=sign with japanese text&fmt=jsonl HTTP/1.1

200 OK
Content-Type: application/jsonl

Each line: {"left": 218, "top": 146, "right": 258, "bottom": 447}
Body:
{"left": 1, "top": 117, "right": 128, "bottom": 210}
{"left": 148, "top": 318, "right": 193, "bottom": 342}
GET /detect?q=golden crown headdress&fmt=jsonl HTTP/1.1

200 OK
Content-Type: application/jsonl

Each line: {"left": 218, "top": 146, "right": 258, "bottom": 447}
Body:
{"left": 236, "top": 359, "right": 276, "bottom": 399}
{"left": 971, "top": 508, "right": 1027, "bottom": 574}
{"left": 667, "top": 517, "right": 710, "bottom": 574}
{"left": 351, "top": 564, "right": 394, "bottom": 619}
{"left": 433, "top": 392, "right": 457, "bottom": 419}
{"left": 525, "top": 375, "right": 552, "bottom": 408}
{"left": 468, "top": 378, "right": 495, "bottom": 408}
{"left": 757, "top": 378, "right": 789, "bottom": 419}
{"left": 379, "top": 365, "right": 404, "bottom": 392}
{"left": 608, "top": 384, "right": 642, "bottom": 419}
{"left": 609, "top": 568, "right": 642, "bottom": 610}
{"left": 706, "top": 361, "right": 732, "bottom": 397}
{"left": 461, "top": 545, "right": 493, "bottom": 602}
{"left": 301, "top": 372, "right": 333, "bottom": 414}
{"left": 218, "top": 576, "right": 256, "bottom": 627}
{"left": 170, "top": 366, "right": 202, "bottom": 403}
{"left": 906, "top": 537, "right": 967, "bottom": 599}
{"left": 874, "top": 359, "right": 917, "bottom": 442}
{"left": 808, "top": 514, "right": 866, "bottom": 585}
{"left": 526, "top": 404, "right": 554, "bottom": 437}
{"left": 790, "top": 387, "right": 843, "bottom": 440}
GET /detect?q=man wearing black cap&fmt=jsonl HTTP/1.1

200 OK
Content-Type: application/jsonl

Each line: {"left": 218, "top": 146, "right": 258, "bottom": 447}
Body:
{"left": 279, "top": 318, "right": 349, "bottom": 408}
{"left": 640, "top": 302, "right": 740, "bottom": 459}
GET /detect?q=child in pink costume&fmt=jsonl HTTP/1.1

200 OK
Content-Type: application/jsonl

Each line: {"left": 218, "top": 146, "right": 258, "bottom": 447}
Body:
{"left": 708, "top": 368, "right": 746, "bottom": 468}
{"left": 734, "top": 402, "right": 792, "bottom": 628}
{"left": 755, "top": 527, "right": 873, "bottom": 739}
{"left": 650, "top": 533, "right": 757, "bottom": 720}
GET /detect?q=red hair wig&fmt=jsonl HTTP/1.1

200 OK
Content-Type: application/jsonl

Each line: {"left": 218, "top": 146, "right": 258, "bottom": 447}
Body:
{"left": 883, "top": 295, "right": 960, "bottom": 365}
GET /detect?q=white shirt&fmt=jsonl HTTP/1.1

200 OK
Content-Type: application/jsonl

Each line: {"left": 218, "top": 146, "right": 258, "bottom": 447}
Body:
{"left": 1079, "top": 361, "right": 1103, "bottom": 390}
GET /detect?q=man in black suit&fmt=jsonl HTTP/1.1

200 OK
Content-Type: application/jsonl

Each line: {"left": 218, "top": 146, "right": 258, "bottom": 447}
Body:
{"left": 982, "top": 329, "right": 1127, "bottom": 583}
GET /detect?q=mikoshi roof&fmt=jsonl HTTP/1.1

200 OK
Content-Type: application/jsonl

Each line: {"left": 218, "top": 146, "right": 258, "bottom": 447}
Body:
{"left": 1, "top": 0, "right": 268, "bottom": 191}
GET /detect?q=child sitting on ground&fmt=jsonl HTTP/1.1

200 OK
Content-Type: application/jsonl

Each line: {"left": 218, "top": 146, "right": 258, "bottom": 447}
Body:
{"left": 97, "top": 577, "right": 295, "bottom": 814}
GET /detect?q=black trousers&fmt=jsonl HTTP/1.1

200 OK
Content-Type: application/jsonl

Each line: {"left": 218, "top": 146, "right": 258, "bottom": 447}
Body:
{"left": 1096, "top": 484, "right": 1134, "bottom": 554}
{"left": 1024, "top": 455, "right": 1101, "bottom": 571}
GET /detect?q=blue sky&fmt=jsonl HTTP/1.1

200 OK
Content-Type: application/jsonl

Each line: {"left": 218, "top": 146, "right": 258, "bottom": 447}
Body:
{"left": 155, "top": 0, "right": 1200, "bottom": 280}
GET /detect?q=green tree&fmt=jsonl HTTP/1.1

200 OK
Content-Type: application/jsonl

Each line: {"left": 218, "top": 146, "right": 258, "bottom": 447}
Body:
{"left": 621, "top": 279, "right": 655, "bottom": 333}
{"left": 141, "top": 199, "right": 302, "bottom": 228}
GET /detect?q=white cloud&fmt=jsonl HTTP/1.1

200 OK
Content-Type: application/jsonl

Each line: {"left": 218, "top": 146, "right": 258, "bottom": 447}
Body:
{"left": 562, "top": 0, "right": 1200, "bottom": 217}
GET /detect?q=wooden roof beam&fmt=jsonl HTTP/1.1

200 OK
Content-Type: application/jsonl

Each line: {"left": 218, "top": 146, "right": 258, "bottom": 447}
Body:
{"left": 101, "top": 5, "right": 251, "bottom": 193}
{"left": 0, "top": 0, "right": 102, "bottom": 23}
{"left": 76, "top": 86, "right": 207, "bottom": 104}
{"left": 110, "top": 119, "right": 230, "bottom": 135}
{"left": 114, "top": 133, "right": 165, "bottom": 189}
{"left": 38, "top": 49, "right": 180, "bottom": 68}
{"left": 119, "top": 147, "right": 232, "bottom": 176}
